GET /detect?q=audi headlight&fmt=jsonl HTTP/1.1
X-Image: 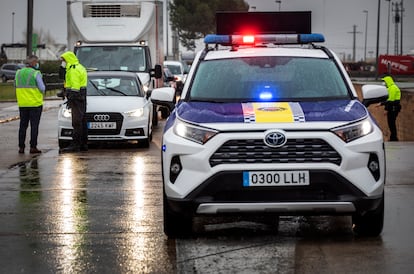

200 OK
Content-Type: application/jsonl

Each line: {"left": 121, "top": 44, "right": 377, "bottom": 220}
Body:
{"left": 125, "top": 108, "right": 144, "bottom": 117}
{"left": 332, "top": 118, "right": 373, "bottom": 143}
{"left": 142, "top": 83, "right": 149, "bottom": 92}
{"left": 61, "top": 108, "right": 72, "bottom": 118}
{"left": 174, "top": 119, "right": 218, "bottom": 144}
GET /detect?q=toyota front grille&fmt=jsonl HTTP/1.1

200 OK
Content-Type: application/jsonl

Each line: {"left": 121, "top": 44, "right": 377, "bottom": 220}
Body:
{"left": 209, "top": 138, "right": 342, "bottom": 167}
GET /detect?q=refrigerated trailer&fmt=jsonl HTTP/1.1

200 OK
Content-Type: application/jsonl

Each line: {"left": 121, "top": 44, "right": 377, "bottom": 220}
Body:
{"left": 67, "top": 0, "right": 163, "bottom": 89}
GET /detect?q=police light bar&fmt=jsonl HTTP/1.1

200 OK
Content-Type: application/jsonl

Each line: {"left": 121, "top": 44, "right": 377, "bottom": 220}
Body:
{"left": 204, "top": 33, "right": 325, "bottom": 46}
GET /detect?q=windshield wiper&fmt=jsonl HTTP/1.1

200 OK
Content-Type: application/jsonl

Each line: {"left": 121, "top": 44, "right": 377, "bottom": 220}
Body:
{"left": 89, "top": 80, "right": 106, "bottom": 96}
{"left": 105, "top": 87, "right": 128, "bottom": 96}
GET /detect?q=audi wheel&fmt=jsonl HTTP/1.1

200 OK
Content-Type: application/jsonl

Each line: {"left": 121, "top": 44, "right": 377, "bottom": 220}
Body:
{"left": 58, "top": 139, "right": 71, "bottom": 149}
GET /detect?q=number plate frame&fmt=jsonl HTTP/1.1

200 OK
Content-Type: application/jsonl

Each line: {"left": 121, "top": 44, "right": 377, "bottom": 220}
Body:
{"left": 88, "top": 122, "right": 117, "bottom": 129}
{"left": 243, "top": 170, "right": 310, "bottom": 187}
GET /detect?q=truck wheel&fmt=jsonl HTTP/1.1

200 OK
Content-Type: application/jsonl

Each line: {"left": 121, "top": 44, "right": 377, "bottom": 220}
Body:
{"left": 1, "top": 75, "right": 7, "bottom": 83}
{"left": 163, "top": 192, "right": 192, "bottom": 238}
{"left": 352, "top": 192, "right": 384, "bottom": 237}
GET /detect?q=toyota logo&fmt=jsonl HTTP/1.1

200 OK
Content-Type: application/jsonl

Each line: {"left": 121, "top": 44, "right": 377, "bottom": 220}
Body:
{"left": 264, "top": 131, "right": 287, "bottom": 147}
{"left": 93, "top": 114, "right": 110, "bottom": 121}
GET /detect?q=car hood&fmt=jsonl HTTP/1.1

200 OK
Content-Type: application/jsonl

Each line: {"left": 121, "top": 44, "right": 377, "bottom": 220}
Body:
{"left": 174, "top": 100, "right": 368, "bottom": 124}
{"left": 86, "top": 96, "right": 148, "bottom": 112}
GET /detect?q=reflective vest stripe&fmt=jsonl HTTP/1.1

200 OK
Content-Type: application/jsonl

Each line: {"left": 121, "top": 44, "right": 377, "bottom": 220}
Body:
{"left": 16, "top": 69, "right": 38, "bottom": 88}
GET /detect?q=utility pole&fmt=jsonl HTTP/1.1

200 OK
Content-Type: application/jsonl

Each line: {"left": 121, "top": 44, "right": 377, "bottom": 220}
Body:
{"left": 363, "top": 10, "right": 368, "bottom": 62}
{"left": 400, "top": 0, "right": 404, "bottom": 55}
{"left": 392, "top": 2, "right": 400, "bottom": 55}
{"left": 348, "top": 25, "right": 361, "bottom": 62}
{"left": 12, "top": 12, "right": 15, "bottom": 43}
{"left": 386, "top": 0, "right": 391, "bottom": 54}
{"left": 375, "top": 0, "right": 381, "bottom": 79}
{"left": 26, "top": 0, "right": 34, "bottom": 56}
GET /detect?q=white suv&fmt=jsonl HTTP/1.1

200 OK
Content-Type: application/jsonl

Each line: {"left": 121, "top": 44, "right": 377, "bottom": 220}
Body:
{"left": 152, "top": 17, "right": 388, "bottom": 238}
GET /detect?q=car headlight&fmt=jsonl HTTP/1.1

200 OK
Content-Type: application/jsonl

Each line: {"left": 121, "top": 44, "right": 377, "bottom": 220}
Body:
{"left": 124, "top": 108, "right": 144, "bottom": 117}
{"left": 61, "top": 108, "right": 72, "bottom": 118}
{"left": 142, "top": 83, "right": 149, "bottom": 92}
{"left": 332, "top": 118, "right": 373, "bottom": 143}
{"left": 174, "top": 119, "right": 218, "bottom": 144}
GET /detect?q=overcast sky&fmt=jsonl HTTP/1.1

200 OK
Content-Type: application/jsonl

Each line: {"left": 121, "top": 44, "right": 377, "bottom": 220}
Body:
{"left": 0, "top": 0, "right": 413, "bottom": 61}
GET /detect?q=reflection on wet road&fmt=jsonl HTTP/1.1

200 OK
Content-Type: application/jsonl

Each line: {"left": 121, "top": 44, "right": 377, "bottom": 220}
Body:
{"left": 0, "top": 145, "right": 176, "bottom": 273}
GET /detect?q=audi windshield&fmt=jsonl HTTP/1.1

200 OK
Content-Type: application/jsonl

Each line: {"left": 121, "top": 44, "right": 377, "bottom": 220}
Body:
{"left": 87, "top": 76, "right": 144, "bottom": 97}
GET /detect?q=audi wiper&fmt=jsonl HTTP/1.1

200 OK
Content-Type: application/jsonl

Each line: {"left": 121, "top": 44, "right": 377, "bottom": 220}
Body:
{"left": 89, "top": 80, "right": 106, "bottom": 96}
{"left": 105, "top": 87, "right": 128, "bottom": 96}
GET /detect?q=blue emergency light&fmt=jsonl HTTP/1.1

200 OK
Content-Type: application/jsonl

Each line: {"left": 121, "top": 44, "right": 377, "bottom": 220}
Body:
{"left": 204, "top": 33, "right": 325, "bottom": 45}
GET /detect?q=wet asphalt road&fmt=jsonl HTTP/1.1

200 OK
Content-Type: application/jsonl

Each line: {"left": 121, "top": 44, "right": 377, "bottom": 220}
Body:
{"left": 0, "top": 103, "right": 414, "bottom": 273}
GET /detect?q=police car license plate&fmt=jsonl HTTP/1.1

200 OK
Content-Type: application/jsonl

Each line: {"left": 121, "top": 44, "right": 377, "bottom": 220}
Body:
{"left": 243, "top": 170, "right": 309, "bottom": 187}
{"left": 88, "top": 122, "right": 116, "bottom": 129}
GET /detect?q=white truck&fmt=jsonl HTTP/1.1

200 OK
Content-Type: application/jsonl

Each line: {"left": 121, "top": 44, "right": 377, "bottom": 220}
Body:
{"left": 67, "top": 0, "right": 164, "bottom": 124}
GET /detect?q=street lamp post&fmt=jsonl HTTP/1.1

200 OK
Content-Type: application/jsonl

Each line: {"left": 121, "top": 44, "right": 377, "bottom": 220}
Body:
{"left": 363, "top": 10, "right": 368, "bottom": 62}
{"left": 12, "top": 12, "right": 15, "bottom": 43}
{"left": 275, "top": 1, "right": 281, "bottom": 11}
{"left": 375, "top": 0, "right": 381, "bottom": 78}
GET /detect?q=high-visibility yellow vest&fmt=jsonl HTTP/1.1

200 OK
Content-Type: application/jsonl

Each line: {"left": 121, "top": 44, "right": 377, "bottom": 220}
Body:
{"left": 15, "top": 67, "right": 43, "bottom": 107}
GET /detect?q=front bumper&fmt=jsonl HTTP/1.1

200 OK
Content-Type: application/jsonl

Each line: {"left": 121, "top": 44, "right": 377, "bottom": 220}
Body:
{"left": 58, "top": 113, "right": 150, "bottom": 142}
{"left": 164, "top": 170, "right": 384, "bottom": 217}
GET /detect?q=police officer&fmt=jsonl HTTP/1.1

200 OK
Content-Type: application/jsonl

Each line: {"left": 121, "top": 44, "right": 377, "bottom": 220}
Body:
{"left": 15, "top": 55, "right": 45, "bottom": 154}
{"left": 380, "top": 75, "right": 401, "bottom": 141}
{"left": 59, "top": 51, "right": 88, "bottom": 152}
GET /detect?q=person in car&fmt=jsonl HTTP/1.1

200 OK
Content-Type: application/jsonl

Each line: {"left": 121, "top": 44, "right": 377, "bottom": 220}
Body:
{"left": 15, "top": 55, "right": 45, "bottom": 154}
{"left": 59, "top": 51, "right": 88, "bottom": 152}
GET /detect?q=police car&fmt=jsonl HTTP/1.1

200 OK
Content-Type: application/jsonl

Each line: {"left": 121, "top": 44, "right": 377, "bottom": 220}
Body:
{"left": 151, "top": 12, "right": 389, "bottom": 237}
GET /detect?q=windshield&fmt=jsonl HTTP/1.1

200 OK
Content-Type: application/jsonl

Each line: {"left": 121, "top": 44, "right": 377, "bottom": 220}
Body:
{"left": 87, "top": 76, "right": 142, "bottom": 97}
{"left": 189, "top": 56, "right": 350, "bottom": 102}
{"left": 76, "top": 46, "right": 147, "bottom": 72}
{"left": 165, "top": 64, "right": 182, "bottom": 75}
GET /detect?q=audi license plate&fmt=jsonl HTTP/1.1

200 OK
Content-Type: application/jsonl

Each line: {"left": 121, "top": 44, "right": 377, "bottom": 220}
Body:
{"left": 88, "top": 122, "right": 116, "bottom": 129}
{"left": 243, "top": 170, "right": 309, "bottom": 187}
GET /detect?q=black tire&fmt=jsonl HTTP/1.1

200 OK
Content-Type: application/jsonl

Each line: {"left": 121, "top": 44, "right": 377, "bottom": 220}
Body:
{"left": 163, "top": 192, "right": 192, "bottom": 238}
{"left": 58, "top": 139, "right": 71, "bottom": 149}
{"left": 1, "top": 75, "right": 7, "bottom": 83}
{"left": 139, "top": 138, "right": 150, "bottom": 148}
{"left": 152, "top": 107, "right": 158, "bottom": 126}
{"left": 160, "top": 107, "right": 169, "bottom": 119}
{"left": 138, "top": 119, "right": 152, "bottom": 148}
{"left": 352, "top": 192, "right": 384, "bottom": 237}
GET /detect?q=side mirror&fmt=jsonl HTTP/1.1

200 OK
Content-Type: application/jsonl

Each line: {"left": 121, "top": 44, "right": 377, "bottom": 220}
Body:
{"left": 151, "top": 87, "right": 176, "bottom": 111}
{"left": 361, "top": 84, "right": 388, "bottom": 107}
{"left": 152, "top": 64, "right": 162, "bottom": 79}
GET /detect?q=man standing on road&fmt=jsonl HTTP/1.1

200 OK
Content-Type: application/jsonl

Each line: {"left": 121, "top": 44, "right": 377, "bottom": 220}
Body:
{"left": 59, "top": 51, "right": 88, "bottom": 153}
{"left": 379, "top": 75, "right": 401, "bottom": 141}
{"left": 15, "top": 55, "right": 45, "bottom": 154}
